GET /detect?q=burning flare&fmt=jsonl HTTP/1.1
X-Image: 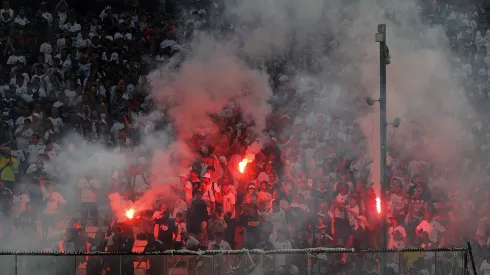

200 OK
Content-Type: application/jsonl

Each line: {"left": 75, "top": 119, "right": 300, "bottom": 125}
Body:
{"left": 126, "top": 208, "right": 135, "bottom": 219}
{"left": 375, "top": 197, "right": 381, "bottom": 214}
{"left": 239, "top": 158, "right": 249, "bottom": 174}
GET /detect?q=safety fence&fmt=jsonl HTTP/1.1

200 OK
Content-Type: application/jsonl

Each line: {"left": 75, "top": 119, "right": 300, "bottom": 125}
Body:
{"left": 0, "top": 246, "right": 476, "bottom": 275}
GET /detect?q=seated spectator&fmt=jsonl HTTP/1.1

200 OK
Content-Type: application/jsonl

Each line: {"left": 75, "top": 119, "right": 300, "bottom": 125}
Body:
{"left": 207, "top": 231, "right": 231, "bottom": 250}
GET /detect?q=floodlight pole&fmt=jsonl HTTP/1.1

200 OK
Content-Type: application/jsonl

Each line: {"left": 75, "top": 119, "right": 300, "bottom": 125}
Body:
{"left": 376, "top": 23, "right": 388, "bottom": 275}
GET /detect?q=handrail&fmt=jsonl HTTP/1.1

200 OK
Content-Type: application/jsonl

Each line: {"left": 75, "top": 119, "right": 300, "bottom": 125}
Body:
{"left": 0, "top": 246, "right": 468, "bottom": 256}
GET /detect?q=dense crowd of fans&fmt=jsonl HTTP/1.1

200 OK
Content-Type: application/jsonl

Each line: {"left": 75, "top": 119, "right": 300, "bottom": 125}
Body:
{"left": 0, "top": 0, "right": 488, "bottom": 274}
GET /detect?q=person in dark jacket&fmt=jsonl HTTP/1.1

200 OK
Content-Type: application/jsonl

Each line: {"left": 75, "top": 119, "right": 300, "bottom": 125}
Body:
{"left": 106, "top": 223, "right": 135, "bottom": 275}
{"left": 152, "top": 205, "right": 177, "bottom": 250}
{"left": 188, "top": 191, "right": 209, "bottom": 235}
{"left": 140, "top": 234, "right": 164, "bottom": 275}
{"left": 240, "top": 204, "right": 261, "bottom": 249}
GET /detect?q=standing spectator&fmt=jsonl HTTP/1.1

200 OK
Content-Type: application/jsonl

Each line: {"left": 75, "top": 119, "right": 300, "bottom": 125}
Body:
{"left": 270, "top": 230, "right": 292, "bottom": 271}
{"left": 77, "top": 172, "right": 100, "bottom": 225}
{"left": 222, "top": 183, "right": 236, "bottom": 219}
{"left": 11, "top": 185, "right": 29, "bottom": 222}
{"left": 208, "top": 231, "right": 231, "bottom": 250}
{"left": 106, "top": 223, "right": 134, "bottom": 275}
{"left": 480, "top": 255, "right": 490, "bottom": 275}
{"left": 206, "top": 212, "right": 227, "bottom": 241}
{"left": 152, "top": 203, "right": 177, "bottom": 250}
{"left": 388, "top": 216, "right": 407, "bottom": 249}
{"left": 25, "top": 133, "right": 45, "bottom": 165}
{"left": 18, "top": 201, "right": 36, "bottom": 236}
{"left": 0, "top": 147, "right": 16, "bottom": 188}
{"left": 240, "top": 204, "right": 262, "bottom": 249}
{"left": 331, "top": 183, "right": 350, "bottom": 246}
{"left": 0, "top": 179, "right": 13, "bottom": 238}
{"left": 174, "top": 212, "right": 187, "bottom": 249}
{"left": 201, "top": 173, "right": 216, "bottom": 213}
{"left": 188, "top": 190, "right": 208, "bottom": 235}
{"left": 40, "top": 180, "right": 66, "bottom": 240}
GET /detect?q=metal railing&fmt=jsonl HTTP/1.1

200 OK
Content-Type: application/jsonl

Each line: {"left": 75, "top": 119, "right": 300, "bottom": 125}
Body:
{"left": 0, "top": 247, "right": 475, "bottom": 275}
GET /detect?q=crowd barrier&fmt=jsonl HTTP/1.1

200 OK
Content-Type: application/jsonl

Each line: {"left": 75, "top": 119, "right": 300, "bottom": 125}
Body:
{"left": 0, "top": 247, "right": 476, "bottom": 275}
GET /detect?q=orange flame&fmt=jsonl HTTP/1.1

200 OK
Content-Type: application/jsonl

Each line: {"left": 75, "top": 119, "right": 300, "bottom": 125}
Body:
{"left": 239, "top": 159, "right": 249, "bottom": 174}
{"left": 375, "top": 197, "right": 381, "bottom": 214}
{"left": 126, "top": 208, "right": 135, "bottom": 219}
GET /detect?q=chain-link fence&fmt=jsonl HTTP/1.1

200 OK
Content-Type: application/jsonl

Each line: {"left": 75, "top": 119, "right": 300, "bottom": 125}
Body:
{"left": 0, "top": 247, "right": 475, "bottom": 275}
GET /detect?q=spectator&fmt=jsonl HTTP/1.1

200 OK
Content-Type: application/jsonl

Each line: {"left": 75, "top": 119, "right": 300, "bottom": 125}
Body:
{"left": 0, "top": 146, "right": 16, "bottom": 187}
{"left": 388, "top": 216, "right": 407, "bottom": 249}
{"left": 18, "top": 201, "right": 36, "bottom": 235}
{"left": 40, "top": 180, "right": 66, "bottom": 240}
{"left": 152, "top": 203, "right": 177, "bottom": 249}
{"left": 208, "top": 231, "right": 231, "bottom": 250}
{"left": 11, "top": 184, "right": 29, "bottom": 220}
{"left": 77, "top": 172, "right": 100, "bottom": 225}
{"left": 207, "top": 212, "right": 227, "bottom": 241}
{"left": 0, "top": 179, "right": 13, "bottom": 237}
{"left": 480, "top": 255, "right": 490, "bottom": 275}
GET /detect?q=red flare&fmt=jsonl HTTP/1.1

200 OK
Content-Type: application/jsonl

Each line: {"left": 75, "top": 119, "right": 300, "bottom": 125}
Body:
{"left": 126, "top": 208, "right": 135, "bottom": 219}
{"left": 239, "top": 158, "right": 249, "bottom": 174}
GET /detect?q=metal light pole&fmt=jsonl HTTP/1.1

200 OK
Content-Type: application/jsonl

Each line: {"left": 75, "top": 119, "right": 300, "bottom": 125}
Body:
{"left": 375, "top": 23, "right": 389, "bottom": 275}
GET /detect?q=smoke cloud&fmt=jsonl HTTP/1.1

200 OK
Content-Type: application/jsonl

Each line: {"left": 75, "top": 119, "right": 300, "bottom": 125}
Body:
{"left": 219, "top": 0, "right": 476, "bottom": 192}
{"left": 337, "top": 0, "right": 475, "bottom": 190}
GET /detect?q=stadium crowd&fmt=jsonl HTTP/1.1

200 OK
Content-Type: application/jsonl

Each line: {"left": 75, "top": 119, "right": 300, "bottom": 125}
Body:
{"left": 0, "top": 0, "right": 489, "bottom": 274}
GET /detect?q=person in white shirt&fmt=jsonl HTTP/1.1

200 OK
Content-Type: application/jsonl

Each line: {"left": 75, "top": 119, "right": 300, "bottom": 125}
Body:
{"left": 207, "top": 232, "right": 231, "bottom": 250}
{"left": 26, "top": 134, "right": 45, "bottom": 165}
{"left": 14, "top": 118, "right": 33, "bottom": 150}
{"left": 64, "top": 81, "right": 77, "bottom": 105}
{"left": 78, "top": 56, "right": 91, "bottom": 78}
{"left": 48, "top": 108, "right": 64, "bottom": 134}
{"left": 56, "top": 11, "right": 67, "bottom": 26}
{"left": 222, "top": 184, "right": 236, "bottom": 219}
{"left": 0, "top": 2, "right": 14, "bottom": 20}
{"left": 131, "top": 164, "right": 150, "bottom": 198}
{"left": 331, "top": 183, "right": 350, "bottom": 245}
{"left": 257, "top": 181, "right": 272, "bottom": 209}
{"left": 75, "top": 29, "right": 91, "bottom": 49}
{"left": 271, "top": 230, "right": 291, "bottom": 271}
{"left": 40, "top": 180, "right": 66, "bottom": 240}
{"left": 267, "top": 199, "right": 288, "bottom": 232}
{"left": 171, "top": 195, "right": 188, "bottom": 219}
{"left": 388, "top": 216, "right": 407, "bottom": 249}
{"left": 346, "top": 196, "right": 360, "bottom": 227}
{"left": 201, "top": 173, "right": 216, "bottom": 213}
{"left": 89, "top": 17, "right": 100, "bottom": 35}
{"left": 77, "top": 173, "right": 100, "bottom": 225}
{"left": 99, "top": 6, "right": 113, "bottom": 20}
{"left": 39, "top": 42, "right": 52, "bottom": 56}
{"left": 26, "top": 158, "right": 50, "bottom": 176}
{"left": 13, "top": 7, "right": 29, "bottom": 27}
{"left": 256, "top": 162, "right": 275, "bottom": 183}
{"left": 110, "top": 119, "right": 125, "bottom": 139}
{"left": 44, "top": 140, "right": 57, "bottom": 160}
{"left": 31, "top": 78, "right": 47, "bottom": 99}
{"left": 179, "top": 173, "right": 193, "bottom": 204}
{"left": 480, "top": 255, "right": 490, "bottom": 275}
{"left": 7, "top": 52, "right": 27, "bottom": 66}
{"left": 56, "top": 35, "right": 68, "bottom": 53}
{"left": 59, "top": 52, "right": 73, "bottom": 72}
{"left": 415, "top": 213, "right": 446, "bottom": 244}
{"left": 40, "top": 2, "right": 53, "bottom": 25}
{"left": 11, "top": 186, "right": 29, "bottom": 219}
{"left": 174, "top": 212, "right": 187, "bottom": 249}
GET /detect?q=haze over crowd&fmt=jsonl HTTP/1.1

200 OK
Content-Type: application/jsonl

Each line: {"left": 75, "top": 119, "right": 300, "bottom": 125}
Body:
{"left": 0, "top": 0, "right": 488, "bottom": 273}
